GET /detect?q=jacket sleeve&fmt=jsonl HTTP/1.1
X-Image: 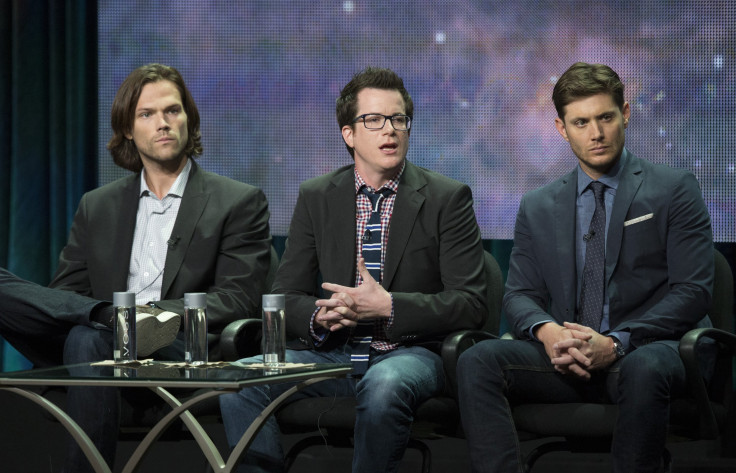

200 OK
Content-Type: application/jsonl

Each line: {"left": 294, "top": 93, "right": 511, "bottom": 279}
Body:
{"left": 153, "top": 185, "right": 272, "bottom": 332}
{"left": 502, "top": 193, "right": 560, "bottom": 338}
{"left": 387, "top": 183, "right": 488, "bottom": 342}
{"left": 49, "top": 193, "right": 95, "bottom": 296}
{"left": 611, "top": 172, "right": 713, "bottom": 346}
{"left": 273, "top": 184, "right": 326, "bottom": 343}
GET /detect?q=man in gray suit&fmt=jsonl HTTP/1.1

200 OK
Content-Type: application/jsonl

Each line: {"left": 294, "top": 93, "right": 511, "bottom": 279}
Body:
{"left": 457, "top": 62, "right": 713, "bottom": 473}
{"left": 219, "top": 67, "right": 488, "bottom": 472}
{"left": 0, "top": 64, "right": 271, "bottom": 471}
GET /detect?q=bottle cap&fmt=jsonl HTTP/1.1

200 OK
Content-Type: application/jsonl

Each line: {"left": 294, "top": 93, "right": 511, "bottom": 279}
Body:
{"left": 113, "top": 292, "right": 135, "bottom": 307}
{"left": 184, "top": 292, "right": 207, "bottom": 309}
{"left": 262, "top": 294, "right": 285, "bottom": 310}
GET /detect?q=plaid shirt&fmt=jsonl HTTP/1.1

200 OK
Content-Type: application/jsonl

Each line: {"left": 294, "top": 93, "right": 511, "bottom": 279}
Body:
{"left": 353, "top": 164, "right": 404, "bottom": 352}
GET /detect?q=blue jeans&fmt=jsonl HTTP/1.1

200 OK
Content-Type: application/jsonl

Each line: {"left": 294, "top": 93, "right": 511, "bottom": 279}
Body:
{"left": 457, "top": 338, "right": 686, "bottom": 473}
{"left": 219, "top": 344, "right": 444, "bottom": 473}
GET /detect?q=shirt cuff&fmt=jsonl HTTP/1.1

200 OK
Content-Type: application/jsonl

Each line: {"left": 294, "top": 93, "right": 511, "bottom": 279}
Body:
{"left": 529, "top": 319, "right": 554, "bottom": 341}
{"left": 608, "top": 331, "right": 631, "bottom": 352}
{"left": 384, "top": 293, "right": 395, "bottom": 329}
{"left": 309, "top": 307, "right": 328, "bottom": 346}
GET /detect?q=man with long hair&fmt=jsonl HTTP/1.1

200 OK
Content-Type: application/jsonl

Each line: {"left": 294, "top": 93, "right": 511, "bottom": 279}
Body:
{"left": 0, "top": 63, "right": 271, "bottom": 471}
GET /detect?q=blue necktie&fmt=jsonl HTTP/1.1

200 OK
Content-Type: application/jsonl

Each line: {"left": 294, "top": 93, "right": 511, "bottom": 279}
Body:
{"left": 578, "top": 181, "right": 606, "bottom": 331}
{"left": 350, "top": 187, "right": 392, "bottom": 375}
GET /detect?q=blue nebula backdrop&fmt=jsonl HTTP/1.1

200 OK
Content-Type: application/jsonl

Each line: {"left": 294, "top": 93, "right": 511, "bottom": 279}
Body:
{"left": 98, "top": 0, "right": 735, "bottom": 241}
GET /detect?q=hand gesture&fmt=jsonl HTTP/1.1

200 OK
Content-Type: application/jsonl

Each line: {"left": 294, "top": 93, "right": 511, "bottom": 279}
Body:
{"left": 550, "top": 322, "right": 617, "bottom": 379}
{"left": 314, "top": 258, "right": 392, "bottom": 332}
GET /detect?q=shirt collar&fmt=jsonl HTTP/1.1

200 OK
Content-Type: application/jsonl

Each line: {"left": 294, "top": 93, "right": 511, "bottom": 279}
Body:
{"left": 139, "top": 158, "right": 192, "bottom": 198}
{"left": 354, "top": 161, "right": 405, "bottom": 195}
{"left": 576, "top": 147, "right": 627, "bottom": 196}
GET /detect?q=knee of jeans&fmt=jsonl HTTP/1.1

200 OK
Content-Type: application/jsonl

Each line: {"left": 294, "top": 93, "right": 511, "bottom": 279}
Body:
{"left": 619, "top": 347, "right": 680, "bottom": 390}
{"left": 63, "top": 325, "right": 112, "bottom": 364}
{"left": 458, "top": 342, "right": 499, "bottom": 375}
{"left": 219, "top": 391, "right": 240, "bottom": 415}
{"left": 221, "top": 385, "right": 271, "bottom": 414}
{"left": 359, "top": 365, "right": 436, "bottom": 411}
{"left": 457, "top": 348, "right": 479, "bottom": 378}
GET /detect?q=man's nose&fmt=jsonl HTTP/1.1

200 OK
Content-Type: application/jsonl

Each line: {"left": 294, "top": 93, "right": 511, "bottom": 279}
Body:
{"left": 157, "top": 113, "right": 171, "bottom": 130}
{"left": 590, "top": 120, "right": 603, "bottom": 139}
{"left": 382, "top": 119, "right": 397, "bottom": 135}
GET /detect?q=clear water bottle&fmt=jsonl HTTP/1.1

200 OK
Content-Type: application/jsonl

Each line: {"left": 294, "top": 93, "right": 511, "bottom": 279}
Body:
{"left": 262, "top": 294, "right": 286, "bottom": 367}
{"left": 113, "top": 292, "right": 136, "bottom": 362}
{"left": 184, "top": 292, "right": 208, "bottom": 365}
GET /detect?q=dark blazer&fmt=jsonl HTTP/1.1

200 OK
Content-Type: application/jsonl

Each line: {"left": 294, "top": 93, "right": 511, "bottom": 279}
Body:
{"left": 503, "top": 149, "right": 713, "bottom": 348}
{"left": 49, "top": 160, "right": 272, "bottom": 359}
{"left": 273, "top": 161, "right": 488, "bottom": 349}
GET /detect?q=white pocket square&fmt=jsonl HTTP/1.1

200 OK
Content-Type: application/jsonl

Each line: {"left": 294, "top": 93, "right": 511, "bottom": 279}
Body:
{"left": 624, "top": 213, "right": 654, "bottom": 226}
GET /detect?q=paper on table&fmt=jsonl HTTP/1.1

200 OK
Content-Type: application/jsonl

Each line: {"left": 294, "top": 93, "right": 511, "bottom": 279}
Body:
{"left": 90, "top": 360, "right": 317, "bottom": 369}
{"left": 91, "top": 359, "right": 154, "bottom": 367}
{"left": 230, "top": 362, "right": 317, "bottom": 369}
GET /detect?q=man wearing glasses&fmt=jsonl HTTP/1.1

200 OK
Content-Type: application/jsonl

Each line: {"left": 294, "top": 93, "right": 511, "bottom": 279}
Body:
{"left": 219, "top": 66, "right": 488, "bottom": 472}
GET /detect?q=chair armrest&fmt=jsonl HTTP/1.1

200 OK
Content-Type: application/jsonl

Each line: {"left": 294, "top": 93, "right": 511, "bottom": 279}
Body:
{"left": 220, "top": 318, "right": 263, "bottom": 361}
{"left": 679, "top": 327, "right": 736, "bottom": 438}
{"left": 441, "top": 329, "right": 497, "bottom": 397}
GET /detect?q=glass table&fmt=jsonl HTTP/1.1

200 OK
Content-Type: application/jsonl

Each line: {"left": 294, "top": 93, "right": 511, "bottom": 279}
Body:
{"left": 0, "top": 361, "right": 352, "bottom": 473}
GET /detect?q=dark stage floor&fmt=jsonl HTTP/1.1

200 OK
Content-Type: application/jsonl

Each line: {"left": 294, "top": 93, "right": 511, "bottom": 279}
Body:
{"left": 0, "top": 390, "right": 733, "bottom": 473}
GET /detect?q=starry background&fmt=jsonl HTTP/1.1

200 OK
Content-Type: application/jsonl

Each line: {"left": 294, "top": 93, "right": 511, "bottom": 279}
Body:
{"left": 98, "top": 0, "right": 736, "bottom": 241}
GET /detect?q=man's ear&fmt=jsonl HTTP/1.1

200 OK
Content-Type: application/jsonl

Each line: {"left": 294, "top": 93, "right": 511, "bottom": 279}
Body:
{"left": 554, "top": 117, "right": 569, "bottom": 142}
{"left": 622, "top": 101, "right": 631, "bottom": 128}
{"left": 342, "top": 125, "right": 354, "bottom": 149}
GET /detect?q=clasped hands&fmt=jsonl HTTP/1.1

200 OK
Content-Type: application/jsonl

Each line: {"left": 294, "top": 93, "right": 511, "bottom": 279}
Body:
{"left": 536, "top": 321, "right": 617, "bottom": 380}
{"left": 313, "top": 258, "right": 392, "bottom": 332}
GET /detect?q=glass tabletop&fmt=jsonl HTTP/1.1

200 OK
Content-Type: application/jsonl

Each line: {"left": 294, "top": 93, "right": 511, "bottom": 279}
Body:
{"left": 0, "top": 361, "right": 353, "bottom": 389}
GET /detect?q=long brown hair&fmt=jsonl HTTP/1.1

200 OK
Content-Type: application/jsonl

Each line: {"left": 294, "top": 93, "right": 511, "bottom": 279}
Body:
{"left": 106, "top": 64, "right": 202, "bottom": 172}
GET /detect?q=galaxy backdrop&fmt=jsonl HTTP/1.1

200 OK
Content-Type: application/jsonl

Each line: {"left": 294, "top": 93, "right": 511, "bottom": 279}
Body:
{"left": 98, "top": 0, "right": 735, "bottom": 241}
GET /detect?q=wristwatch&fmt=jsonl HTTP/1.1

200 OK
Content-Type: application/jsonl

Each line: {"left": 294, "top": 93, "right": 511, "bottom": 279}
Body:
{"left": 611, "top": 337, "right": 626, "bottom": 360}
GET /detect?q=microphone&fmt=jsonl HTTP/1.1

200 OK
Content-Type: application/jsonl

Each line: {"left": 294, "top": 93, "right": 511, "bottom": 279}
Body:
{"left": 167, "top": 236, "right": 180, "bottom": 248}
{"left": 583, "top": 231, "right": 595, "bottom": 242}
{"left": 362, "top": 229, "right": 371, "bottom": 242}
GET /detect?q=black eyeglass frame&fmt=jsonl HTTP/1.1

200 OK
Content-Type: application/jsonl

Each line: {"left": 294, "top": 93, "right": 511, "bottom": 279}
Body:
{"left": 352, "top": 113, "right": 412, "bottom": 131}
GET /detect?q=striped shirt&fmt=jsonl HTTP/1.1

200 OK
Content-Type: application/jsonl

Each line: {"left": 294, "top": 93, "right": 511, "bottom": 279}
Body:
{"left": 127, "top": 159, "right": 191, "bottom": 305}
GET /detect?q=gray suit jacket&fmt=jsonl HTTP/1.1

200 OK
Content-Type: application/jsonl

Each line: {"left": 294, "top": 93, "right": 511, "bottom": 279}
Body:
{"left": 49, "top": 160, "right": 272, "bottom": 359}
{"left": 273, "top": 161, "right": 488, "bottom": 349}
{"left": 503, "top": 150, "right": 713, "bottom": 348}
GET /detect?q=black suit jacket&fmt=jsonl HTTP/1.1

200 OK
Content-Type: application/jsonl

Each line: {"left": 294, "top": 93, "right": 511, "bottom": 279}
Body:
{"left": 273, "top": 161, "right": 488, "bottom": 349}
{"left": 49, "top": 160, "right": 272, "bottom": 359}
{"left": 503, "top": 150, "right": 713, "bottom": 348}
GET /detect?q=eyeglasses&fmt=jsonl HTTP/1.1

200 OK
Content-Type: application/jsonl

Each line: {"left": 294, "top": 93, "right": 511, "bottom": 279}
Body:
{"left": 353, "top": 114, "right": 412, "bottom": 131}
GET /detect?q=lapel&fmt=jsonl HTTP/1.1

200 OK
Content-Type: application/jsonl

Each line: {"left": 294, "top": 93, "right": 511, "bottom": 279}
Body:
{"left": 553, "top": 169, "right": 579, "bottom": 313}
{"left": 161, "top": 161, "right": 209, "bottom": 298}
{"left": 110, "top": 176, "right": 141, "bottom": 293}
{"left": 606, "top": 150, "right": 643, "bottom": 286}
{"left": 383, "top": 162, "right": 425, "bottom": 288}
{"left": 326, "top": 167, "right": 359, "bottom": 286}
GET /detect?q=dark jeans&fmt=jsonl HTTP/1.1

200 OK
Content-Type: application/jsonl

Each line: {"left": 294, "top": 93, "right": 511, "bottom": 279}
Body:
{"left": 0, "top": 267, "right": 102, "bottom": 367}
{"left": 457, "top": 338, "right": 687, "bottom": 473}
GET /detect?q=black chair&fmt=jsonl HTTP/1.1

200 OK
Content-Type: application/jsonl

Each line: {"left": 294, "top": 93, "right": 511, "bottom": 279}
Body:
{"left": 220, "top": 250, "right": 504, "bottom": 472}
{"left": 504, "top": 248, "right": 736, "bottom": 472}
